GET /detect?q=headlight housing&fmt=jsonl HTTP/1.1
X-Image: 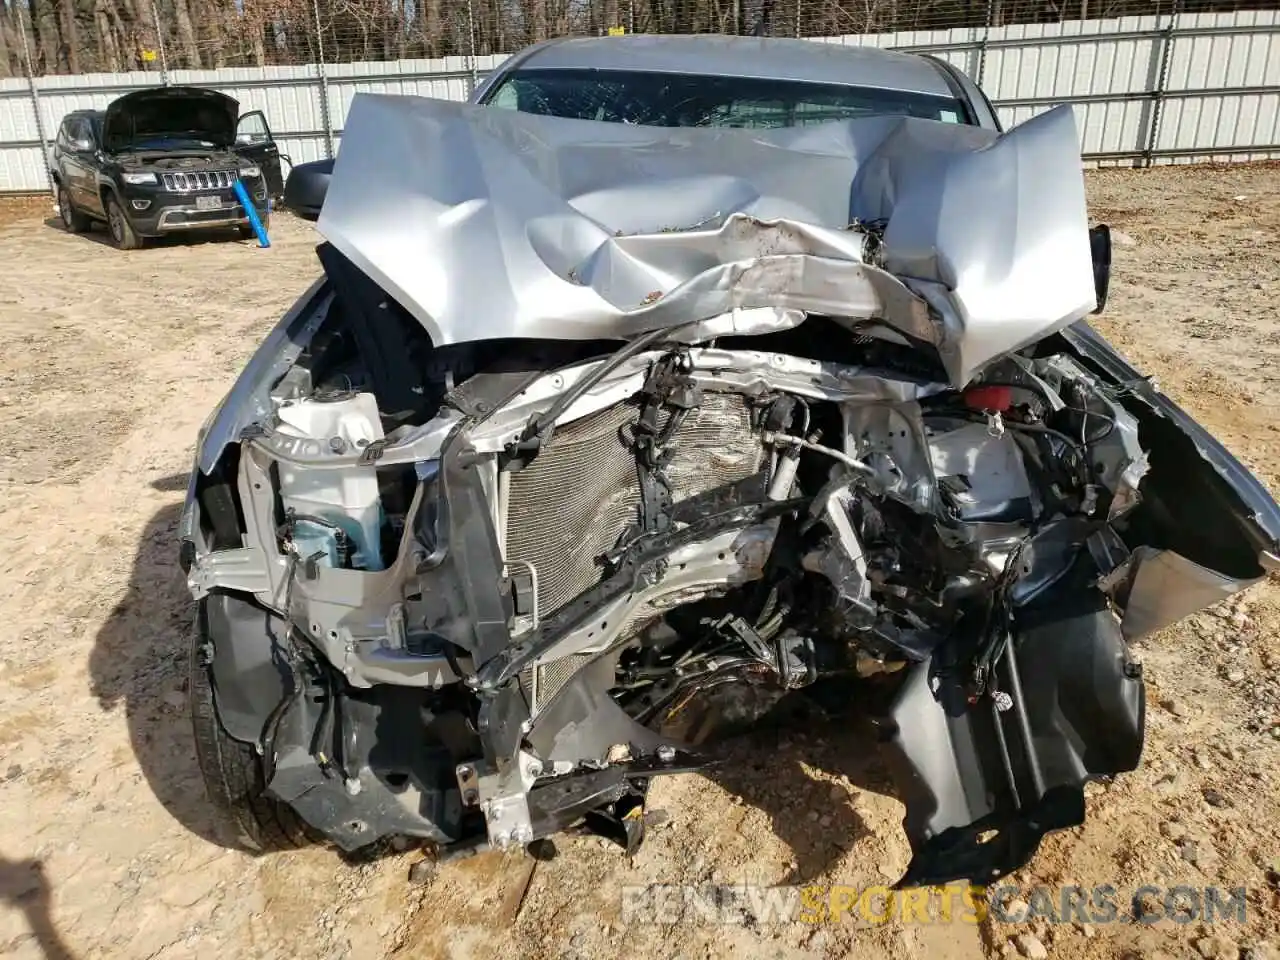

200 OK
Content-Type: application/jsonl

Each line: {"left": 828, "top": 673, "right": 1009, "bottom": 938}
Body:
{"left": 122, "top": 172, "right": 157, "bottom": 185}
{"left": 240, "top": 165, "right": 261, "bottom": 179}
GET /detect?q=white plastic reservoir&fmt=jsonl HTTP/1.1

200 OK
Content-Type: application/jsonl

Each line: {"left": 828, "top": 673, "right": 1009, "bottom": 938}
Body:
{"left": 274, "top": 392, "right": 386, "bottom": 571}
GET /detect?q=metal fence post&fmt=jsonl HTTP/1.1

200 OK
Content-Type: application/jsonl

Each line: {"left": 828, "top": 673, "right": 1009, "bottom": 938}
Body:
{"left": 977, "top": 0, "right": 994, "bottom": 87}
{"left": 16, "top": 6, "right": 55, "bottom": 198}
{"left": 150, "top": 0, "right": 170, "bottom": 84}
{"left": 312, "top": 0, "right": 335, "bottom": 159}
{"left": 1143, "top": 0, "right": 1181, "bottom": 167}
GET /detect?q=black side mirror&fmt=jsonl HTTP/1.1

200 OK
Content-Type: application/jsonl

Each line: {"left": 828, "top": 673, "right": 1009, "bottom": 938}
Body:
{"left": 1090, "top": 224, "right": 1112, "bottom": 314}
{"left": 283, "top": 157, "right": 334, "bottom": 221}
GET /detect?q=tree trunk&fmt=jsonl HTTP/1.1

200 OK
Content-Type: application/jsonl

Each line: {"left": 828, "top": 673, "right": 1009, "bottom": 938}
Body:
{"left": 59, "top": 0, "right": 81, "bottom": 71}
{"left": 523, "top": 0, "right": 548, "bottom": 43}
{"left": 95, "top": 6, "right": 116, "bottom": 69}
{"left": 0, "top": 7, "right": 12, "bottom": 77}
{"left": 419, "top": 0, "right": 441, "bottom": 57}
{"left": 172, "top": 0, "right": 202, "bottom": 67}
{"left": 30, "top": 0, "right": 62, "bottom": 73}
{"left": 251, "top": 22, "right": 265, "bottom": 66}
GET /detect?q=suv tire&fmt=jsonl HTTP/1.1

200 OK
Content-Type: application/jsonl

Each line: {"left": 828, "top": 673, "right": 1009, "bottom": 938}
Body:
{"left": 237, "top": 211, "right": 269, "bottom": 240}
{"left": 189, "top": 598, "right": 312, "bottom": 852}
{"left": 57, "top": 184, "right": 92, "bottom": 234}
{"left": 105, "top": 194, "right": 142, "bottom": 250}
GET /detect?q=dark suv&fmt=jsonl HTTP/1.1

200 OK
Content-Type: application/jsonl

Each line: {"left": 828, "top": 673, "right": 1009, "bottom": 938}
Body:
{"left": 49, "top": 86, "right": 284, "bottom": 249}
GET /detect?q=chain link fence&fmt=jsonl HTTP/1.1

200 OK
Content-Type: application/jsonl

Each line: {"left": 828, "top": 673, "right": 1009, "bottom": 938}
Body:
{"left": 0, "top": 0, "right": 1269, "bottom": 76}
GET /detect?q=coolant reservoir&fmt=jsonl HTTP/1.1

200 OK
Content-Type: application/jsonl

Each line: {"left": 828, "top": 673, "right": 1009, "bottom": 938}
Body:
{"left": 274, "top": 392, "right": 385, "bottom": 571}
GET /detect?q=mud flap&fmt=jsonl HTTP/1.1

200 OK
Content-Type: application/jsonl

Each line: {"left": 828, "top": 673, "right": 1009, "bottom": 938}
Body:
{"left": 883, "top": 595, "right": 1144, "bottom": 887}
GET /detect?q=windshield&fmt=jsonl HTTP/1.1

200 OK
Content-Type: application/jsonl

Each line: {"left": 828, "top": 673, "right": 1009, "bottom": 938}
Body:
{"left": 484, "top": 68, "right": 969, "bottom": 128}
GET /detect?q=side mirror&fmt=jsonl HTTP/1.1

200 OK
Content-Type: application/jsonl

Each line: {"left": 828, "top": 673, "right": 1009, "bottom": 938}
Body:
{"left": 283, "top": 157, "right": 334, "bottom": 221}
{"left": 1089, "top": 224, "right": 1112, "bottom": 315}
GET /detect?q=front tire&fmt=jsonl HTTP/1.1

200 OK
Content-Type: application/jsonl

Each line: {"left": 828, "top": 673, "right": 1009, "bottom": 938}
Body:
{"left": 189, "top": 599, "right": 312, "bottom": 852}
{"left": 105, "top": 194, "right": 142, "bottom": 250}
{"left": 57, "top": 184, "right": 91, "bottom": 234}
{"left": 237, "top": 211, "right": 269, "bottom": 240}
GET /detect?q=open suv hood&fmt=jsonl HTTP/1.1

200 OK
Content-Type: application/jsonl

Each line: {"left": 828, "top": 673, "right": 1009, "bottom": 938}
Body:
{"left": 103, "top": 86, "right": 239, "bottom": 154}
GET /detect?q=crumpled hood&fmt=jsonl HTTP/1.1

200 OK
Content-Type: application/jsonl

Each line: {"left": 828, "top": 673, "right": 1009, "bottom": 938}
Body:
{"left": 103, "top": 86, "right": 239, "bottom": 154}
{"left": 318, "top": 93, "right": 1096, "bottom": 387}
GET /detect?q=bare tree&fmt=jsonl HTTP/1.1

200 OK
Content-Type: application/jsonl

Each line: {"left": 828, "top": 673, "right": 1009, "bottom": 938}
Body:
{"left": 4, "top": 0, "right": 1266, "bottom": 75}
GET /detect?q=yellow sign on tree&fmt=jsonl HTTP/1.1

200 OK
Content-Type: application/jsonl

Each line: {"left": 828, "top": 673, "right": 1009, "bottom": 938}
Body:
{"left": 141, "top": 49, "right": 157, "bottom": 62}
{"left": 607, "top": 26, "right": 625, "bottom": 36}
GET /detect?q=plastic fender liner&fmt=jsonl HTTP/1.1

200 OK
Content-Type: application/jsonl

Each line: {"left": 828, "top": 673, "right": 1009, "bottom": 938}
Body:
{"left": 264, "top": 686, "right": 462, "bottom": 850}
{"left": 883, "top": 595, "right": 1144, "bottom": 887}
{"left": 204, "top": 592, "right": 295, "bottom": 746}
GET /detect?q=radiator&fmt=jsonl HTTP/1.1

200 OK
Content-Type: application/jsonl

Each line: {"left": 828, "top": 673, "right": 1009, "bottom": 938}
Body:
{"left": 505, "top": 391, "right": 765, "bottom": 711}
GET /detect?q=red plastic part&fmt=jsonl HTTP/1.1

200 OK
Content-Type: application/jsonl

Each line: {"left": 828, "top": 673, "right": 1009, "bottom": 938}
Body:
{"left": 963, "top": 384, "right": 1013, "bottom": 412}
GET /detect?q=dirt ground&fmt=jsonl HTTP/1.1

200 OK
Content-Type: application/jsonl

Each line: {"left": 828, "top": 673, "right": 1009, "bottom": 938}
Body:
{"left": 2, "top": 165, "right": 1279, "bottom": 960}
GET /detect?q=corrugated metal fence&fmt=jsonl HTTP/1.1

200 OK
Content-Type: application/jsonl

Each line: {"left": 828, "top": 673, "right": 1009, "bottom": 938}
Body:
{"left": 2, "top": 10, "right": 1278, "bottom": 194}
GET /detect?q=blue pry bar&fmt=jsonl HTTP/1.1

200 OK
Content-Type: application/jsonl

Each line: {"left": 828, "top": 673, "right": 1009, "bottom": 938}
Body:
{"left": 234, "top": 178, "right": 270, "bottom": 248}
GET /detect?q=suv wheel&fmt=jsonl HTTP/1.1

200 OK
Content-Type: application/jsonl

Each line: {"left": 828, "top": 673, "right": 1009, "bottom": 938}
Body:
{"left": 57, "top": 184, "right": 91, "bottom": 234}
{"left": 189, "top": 598, "right": 313, "bottom": 852}
{"left": 237, "top": 212, "right": 269, "bottom": 240}
{"left": 105, "top": 194, "right": 142, "bottom": 250}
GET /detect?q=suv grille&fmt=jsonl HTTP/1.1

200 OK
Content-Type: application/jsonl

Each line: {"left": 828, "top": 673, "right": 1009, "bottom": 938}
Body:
{"left": 161, "top": 170, "right": 238, "bottom": 192}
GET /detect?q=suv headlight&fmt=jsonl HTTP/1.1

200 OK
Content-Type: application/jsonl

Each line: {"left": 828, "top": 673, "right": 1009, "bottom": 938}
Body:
{"left": 122, "top": 172, "right": 157, "bottom": 184}
{"left": 239, "top": 165, "right": 261, "bottom": 178}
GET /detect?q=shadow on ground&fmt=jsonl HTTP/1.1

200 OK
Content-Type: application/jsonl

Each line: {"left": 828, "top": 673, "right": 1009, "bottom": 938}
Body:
{"left": 698, "top": 689, "right": 897, "bottom": 884}
{"left": 86, "top": 482, "right": 229, "bottom": 849}
{"left": 0, "top": 857, "right": 76, "bottom": 959}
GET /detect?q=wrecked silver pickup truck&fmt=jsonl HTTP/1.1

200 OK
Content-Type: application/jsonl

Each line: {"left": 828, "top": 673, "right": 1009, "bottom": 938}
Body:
{"left": 181, "top": 44, "right": 1280, "bottom": 887}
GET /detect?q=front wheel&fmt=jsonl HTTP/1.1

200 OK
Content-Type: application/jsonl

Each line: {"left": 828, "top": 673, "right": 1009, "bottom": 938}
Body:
{"left": 105, "top": 194, "right": 142, "bottom": 250}
{"left": 237, "top": 211, "right": 270, "bottom": 240}
{"left": 57, "top": 184, "right": 91, "bottom": 234}
{"left": 189, "top": 598, "right": 312, "bottom": 852}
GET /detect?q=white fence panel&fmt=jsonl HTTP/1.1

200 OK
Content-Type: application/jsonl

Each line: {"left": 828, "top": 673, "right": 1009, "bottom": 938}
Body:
{"left": 0, "top": 84, "right": 42, "bottom": 191}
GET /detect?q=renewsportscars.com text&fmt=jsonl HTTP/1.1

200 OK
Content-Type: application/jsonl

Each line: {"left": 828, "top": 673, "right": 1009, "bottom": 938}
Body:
{"left": 619, "top": 883, "right": 1248, "bottom": 926}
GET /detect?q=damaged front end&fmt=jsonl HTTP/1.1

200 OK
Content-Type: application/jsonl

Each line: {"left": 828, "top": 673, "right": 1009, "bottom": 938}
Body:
{"left": 181, "top": 94, "right": 1280, "bottom": 885}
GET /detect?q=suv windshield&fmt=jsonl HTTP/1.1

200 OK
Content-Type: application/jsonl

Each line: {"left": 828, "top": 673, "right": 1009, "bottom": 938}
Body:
{"left": 485, "top": 68, "right": 968, "bottom": 128}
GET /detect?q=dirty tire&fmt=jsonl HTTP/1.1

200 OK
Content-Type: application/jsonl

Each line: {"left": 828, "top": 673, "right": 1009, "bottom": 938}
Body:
{"left": 237, "top": 212, "right": 269, "bottom": 240}
{"left": 58, "top": 184, "right": 91, "bottom": 233}
{"left": 189, "top": 599, "right": 313, "bottom": 852}
{"left": 105, "top": 194, "right": 141, "bottom": 250}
